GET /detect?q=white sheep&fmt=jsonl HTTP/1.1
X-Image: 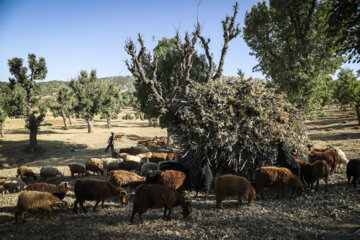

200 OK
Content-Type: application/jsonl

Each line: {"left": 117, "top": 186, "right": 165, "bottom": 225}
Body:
{"left": 336, "top": 148, "right": 349, "bottom": 170}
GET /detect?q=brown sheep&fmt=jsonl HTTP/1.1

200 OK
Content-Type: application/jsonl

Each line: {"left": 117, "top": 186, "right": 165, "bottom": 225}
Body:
{"left": 16, "top": 166, "right": 37, "bottom": 181}
{"left": 68, "top": 164, "right": 89, "bottom": 177}
{"left": 215, "top": 174, "right": 256, "bottom": 209}
{"left": 148, "top": 153, "right": 168, "bottom": 163}
{"left": 27, "top": 182, "right": 71, "bottom": 200}
{"left": 255, "top": 166, "right": 304, "bottom": 199}
{"left": 85, "top": 162, "right": 104, "bottom": 175}
{"left": 308, "top": 146, "right": 339, "bottom": 173}
{"left": 15, "top": 191, "right": 68, "bottom": 223}
{"left": 158, "top": 170, "right": 186, "bottom": 190}
{"left": 109, "top": 170, "right": 145, "bottom": 187}
{"left": 73, "top": 178, "right": 128, "bottom": 213}
{"left": 130, "top": 184, "right": 192, "bottom": 224}
{"left": 298, "top": 160, "right": 329, "bottom": 191}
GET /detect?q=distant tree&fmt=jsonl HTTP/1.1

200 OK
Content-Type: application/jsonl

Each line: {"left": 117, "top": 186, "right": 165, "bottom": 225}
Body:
{"left": 7, "top": 53, "right": 48, "bottom": 150}
{"left": 99, "top": 84, "right": 123, "bottom": 129}
{"left": 333, "top": 68, "right": 360, "bottom": 124}
{"left": 327, "top": 0, "right": 360, "bottom": 63}
{"left": 0, "top": 83, "right": 10, "bottom": 137}
{"left": 243, "top": 0, "right": 342, "bottom": 113}
{"left": 70, "top": 70, "right": 104, "bottom": 133}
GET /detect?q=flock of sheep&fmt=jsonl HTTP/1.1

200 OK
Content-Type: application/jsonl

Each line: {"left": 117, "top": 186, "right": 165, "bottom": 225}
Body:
{"left": 1, "top": 136, "right": 360, "bottom": 225}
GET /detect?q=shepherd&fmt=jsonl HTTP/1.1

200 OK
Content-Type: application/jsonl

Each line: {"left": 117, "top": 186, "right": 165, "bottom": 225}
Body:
{"left": 105, "top": 132, "right": 115, "bottom": 152}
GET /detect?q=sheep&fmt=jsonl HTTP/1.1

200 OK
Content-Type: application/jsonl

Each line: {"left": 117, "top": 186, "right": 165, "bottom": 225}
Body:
{"left": 215, "top": 174, "right": 256, "bottom": 209}
{"left": 102, "top": 157, "right": 123, "bottom": 169}
{"left": 158, "top": 170, "right": 186, "bottom": 190}
{"left": 89, "top": 158, "right": 104, "bottom": 168}
{"left": 73, "top": 178, "right": 128, "bottom": 213}
{"left": 3, "top": 178, "right": 27, "bottom": 194}
{"left": 346, "top": 159, "right": 360, "bottom": 188}
{"left": 15, "top": 191, "right": 68, "bottom": 223}
{"left": 145, "top": 170, "right": 163, "bottom": 184}
{"left": 68, "top": 164, "right": 89, "bottom": 177}
{"left": 85, "top": 162, "right": 104, "bottom": 175}
{"left": 336, "top": 148, "right": 349, "bottom": 170}
{"left": 255, "top": 166, "right": 304, "bottom": 199}
{"left": 149, "top": 153, "right": 168, "bottom": 163}
{"left": 27, "top": 182, "right": 71, "bottom": 200}
{"left": 130, "top": 184, "right": 192, "bottom": 224}
{"left": 16, "top": 166, "right": 37, "bottom": 181}
{"left": 158, "top": 161, "right": 192, "bottom": 189}
{"left": 277, "top": 141, "right": 301, "bottom": 177}
{"left": 140, "top": 162, "right": 158, "bottom": 176}
{"left": 124, "top": 155, "right": 142, "bottom": 163}
{"left": 109, "top": 170, "right": 145, "bottom": 187}
{"left": 40, "top": 167, "right": 63, "bottom": 180}
{"left": 167, "top": 152, "right": 175, "bottom": 161}
{"left": 120, "top": 146, "right": 150, "bottom": 155}
{"left": 298, "top": 160, "right": 329, "bottom": 191}
{"left": 309, "top": 148, "right": 339, "bottom": 174}
{"left": 117, "top": 160, "right": 140, "bottom": 172}
{"left": 191, "top": 161, "right": 214, "bottom": 200}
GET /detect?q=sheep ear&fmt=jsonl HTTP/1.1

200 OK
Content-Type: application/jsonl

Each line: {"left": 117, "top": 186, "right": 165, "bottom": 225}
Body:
{"left": 120, "top": 190, "right": 127, "bottom": 196}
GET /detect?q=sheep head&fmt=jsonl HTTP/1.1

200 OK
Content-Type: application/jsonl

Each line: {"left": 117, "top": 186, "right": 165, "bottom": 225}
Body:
{"left": 118, "top": 189, "right": 129, "bottom": 205}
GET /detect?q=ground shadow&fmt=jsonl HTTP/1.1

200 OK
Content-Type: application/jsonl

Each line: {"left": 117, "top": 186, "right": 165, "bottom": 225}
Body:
{"left": 309, "top": 132, "right": 360, "bottom": 141}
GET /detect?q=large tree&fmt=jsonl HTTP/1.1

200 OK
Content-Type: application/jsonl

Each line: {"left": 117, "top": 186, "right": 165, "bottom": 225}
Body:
{"left": 125, "top": 3, "right": 241, "bottom": 144}
{"left": 327, "top": 0, "right": 360, "bottom": 63}
{"left": 243, "top": 0, "right": 342, "bottom": 113}
{"left": 70, "top": 70, "right": 105, "bottom": 133}
{"left": 99, "top": 83, "right": 123, "bottom": 129}
{"left": 8, "top": 53, "right": 48, "bottom": 149}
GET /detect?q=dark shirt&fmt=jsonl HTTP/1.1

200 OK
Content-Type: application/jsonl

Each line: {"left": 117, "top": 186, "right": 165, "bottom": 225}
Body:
{"left": 109, "top": 135, "right": 114, "bottom": 144}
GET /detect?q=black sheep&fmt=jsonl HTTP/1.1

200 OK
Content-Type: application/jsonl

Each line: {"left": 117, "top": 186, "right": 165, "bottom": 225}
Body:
{"left": 277, "top": 141, "right": 301, "bottom": 177}
{"left": 191, "top": 161, "right": 214, "bottom": 200}
{"left": 347, "top": 159, "right": 360, "bottom": 188}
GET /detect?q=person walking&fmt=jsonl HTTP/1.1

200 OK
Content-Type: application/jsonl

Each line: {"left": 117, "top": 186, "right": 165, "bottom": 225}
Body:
{"left": 105, "top": 132, "right": 115, "bottom": 152}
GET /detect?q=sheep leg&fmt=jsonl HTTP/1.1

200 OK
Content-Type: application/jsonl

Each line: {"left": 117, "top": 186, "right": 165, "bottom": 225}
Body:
{"left": 163, "top": 207, "right": 167, "bottom": 219}
{"left": 315, "top": 180, "right": 319, "bottom": 191}
{"left": 216, "top": 200, "right": 224, "bottom": 209}
{"left": 73, "top": 200, "right": 79, "bottom": 213}
{"left": 80, "top": 201, "right": 87, "bottom": 212}
{"left": 324, "top": 177, "right": 328, "bottom": 192}
{"left": 237, "top": 196, "right": 242, "bottom": 207}
{"left": 93, "top": 200, "right": 100, "bottom": 212}
{"left": 193, "top": 191, "right": 199, "bottom": 199}
{"left": 166, "top": 208, "right": 172, "bottom": 220}
{"left": 101, "top": 200, "right": 105, "bottom": 208}
{"left": 43, "top": 206, "right": 52, "bottom": 219}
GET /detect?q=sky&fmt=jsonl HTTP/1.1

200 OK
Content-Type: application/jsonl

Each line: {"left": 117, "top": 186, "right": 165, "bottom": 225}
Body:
{"left": 0, "top": 0, "right": 358, "bottom": 82}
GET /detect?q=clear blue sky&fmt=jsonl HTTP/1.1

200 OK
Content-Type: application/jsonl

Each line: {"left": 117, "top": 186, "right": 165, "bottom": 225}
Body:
{"left": 0, "top": 0, "right": 358, "bottom": 82}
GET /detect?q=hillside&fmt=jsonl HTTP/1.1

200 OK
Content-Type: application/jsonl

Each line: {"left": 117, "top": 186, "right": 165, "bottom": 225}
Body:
{"left": 35, "top": 75, "right": 135, "bottom": 97}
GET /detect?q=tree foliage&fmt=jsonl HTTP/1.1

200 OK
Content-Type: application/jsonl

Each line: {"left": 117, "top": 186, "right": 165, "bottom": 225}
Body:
{"left": 243, "top": 0, "right": 342, "bottom": 113}
{"left": 7, "top": 53, "right": 48, "bottom": 148}
{"left": 333, "top": 68, "right": 360, "bottom": 124}
{"left": 125, "top": 3, "right": 241, "bottom": 141}
{"left": 174, "top": 79, "right": 308, "bottom": 177}
{"left": 327, "top": 0, "right": 360, "bottom": 63}
{"left": 99, "top": 84, "right": 123, "bottom": 128}
{"left": 70, "top": 70, "right": 105, "bottom": 133}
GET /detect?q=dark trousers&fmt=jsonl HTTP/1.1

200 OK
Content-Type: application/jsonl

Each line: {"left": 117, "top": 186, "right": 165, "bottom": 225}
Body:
{"left": 105, "top": 143, "right": 114, "bottom": 152}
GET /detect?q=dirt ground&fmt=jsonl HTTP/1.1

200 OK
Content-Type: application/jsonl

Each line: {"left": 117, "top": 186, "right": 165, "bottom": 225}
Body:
{"left": 0, "top": 105, "right": 359, "bottom": 240}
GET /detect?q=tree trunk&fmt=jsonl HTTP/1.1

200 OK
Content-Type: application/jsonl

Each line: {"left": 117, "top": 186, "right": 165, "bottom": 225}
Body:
{"left": 140, "top": 112, "right": 144, "bottom": 120}
{"left": 61, "top": 111, "right": 68, "bottom": 130}
{"left": 148, "top": 118, "right": 153, "bottom": 127}
{"left": 167, "top": 128, "right": 174, "bottom": 148}
{"left": 107, "top": 118, "right": 111, "bottom": 129}
{"left": 87, "top": 119, "right": 94, "bottom": 133}
{"left": 68, "top": 115, "right": 72, "bottom": 125}
{"left": 29, "top": 130, "right": 38, "bottom": 147}
{"left": 356, "top": 104, "right": 360, "bottom": 125}
{"left": 0, "top": 122, "right": 4, "bottom": 138}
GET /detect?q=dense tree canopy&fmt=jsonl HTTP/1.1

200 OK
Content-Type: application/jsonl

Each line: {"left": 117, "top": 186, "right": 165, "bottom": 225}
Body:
{"left": 99, "top": 83, "right": 123, "bottom": 129}
{"left": 7, "top": 53, "right": 48, "bottom": 149}
{"left": 70, "top": 70, "right": 105, "bottom": 133}
{"left": 243, "top": 0, "right": 342, "bottom": 113}
{"left": 328, "top": 0, "right": 360, "bottom": 63}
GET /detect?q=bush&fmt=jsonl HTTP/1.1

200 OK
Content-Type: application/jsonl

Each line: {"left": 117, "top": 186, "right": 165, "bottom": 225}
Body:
{"left": 122, "top": 113, "right": 134, "bottom": 120}
{"left": 173, "top": 79, "right": 308, "bottom": 178}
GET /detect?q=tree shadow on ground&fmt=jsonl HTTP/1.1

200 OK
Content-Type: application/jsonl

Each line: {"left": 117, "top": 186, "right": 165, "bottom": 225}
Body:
{"left": 0, "top": 139, "right": 112, "bottom": 167}
{"left": 308, "top": 132, "right": 360, "bottom": 142}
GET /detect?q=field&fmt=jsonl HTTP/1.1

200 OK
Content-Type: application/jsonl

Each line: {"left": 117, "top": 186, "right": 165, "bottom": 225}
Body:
{"left": 0, "top": 105, "right": 359, "bottom": 240}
